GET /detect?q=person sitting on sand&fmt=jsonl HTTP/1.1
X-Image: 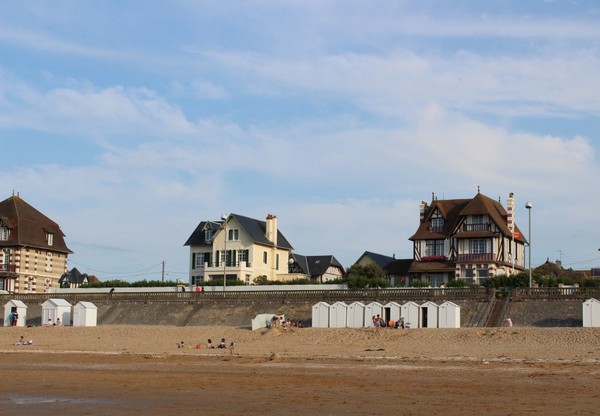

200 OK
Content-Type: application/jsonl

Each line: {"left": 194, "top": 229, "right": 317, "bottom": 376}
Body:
{"left": 218, "top": 338, "right": 226, "bottom": 349}
{"left": 177, "top": 341, "right": 185, "bottom": 348}
{"left": 206, "top": 339, "right": 215, "bottom": 349}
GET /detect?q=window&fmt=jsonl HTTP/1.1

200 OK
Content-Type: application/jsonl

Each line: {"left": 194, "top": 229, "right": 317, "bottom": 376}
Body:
{"left": 204, "top": 230, "right": 213, "bottom": 242}
{"left": 471, "top": 239, "right": 487, "bottom": 254}
{"left": 47, "top": 233, "right": 54, "bottom": 246}
{"left": 0, "top": 225, "right": 8, "bottom": 241}
{"left": 430, "top": 210, "right": 444, "bottom": 232}
{"left": 195, "top": 252, "right": 211, "bottom": 268}
{"left": 425, "top": 240, "right": 444, "bottom": 256}
{"left": 228, "top": 229, "right": 239, "bottom": 241}
{"left": 238, "top": 250, "right": 249, "bottom": 265}
{"left": 263, "top": 251, "right": 268, "bottom": 264}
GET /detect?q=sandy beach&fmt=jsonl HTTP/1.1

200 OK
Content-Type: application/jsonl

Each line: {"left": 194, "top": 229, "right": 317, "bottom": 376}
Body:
{"left": 1, "top": 325, "right": 600, "bottom": 415}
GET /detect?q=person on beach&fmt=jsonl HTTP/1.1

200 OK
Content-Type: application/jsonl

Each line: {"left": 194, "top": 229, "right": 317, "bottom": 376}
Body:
{"left": 218, "top": 338, "right": 226, "bottom": 349}
{"left": 229, "top": 341, "right": 235, "bottom": 355}
{"left": 207, "top": 339, "right": 215, "bottom": 349}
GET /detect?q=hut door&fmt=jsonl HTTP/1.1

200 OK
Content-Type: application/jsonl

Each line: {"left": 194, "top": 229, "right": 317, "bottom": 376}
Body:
{"left": 421, "top": 307, "right": 428, "bottom": 328}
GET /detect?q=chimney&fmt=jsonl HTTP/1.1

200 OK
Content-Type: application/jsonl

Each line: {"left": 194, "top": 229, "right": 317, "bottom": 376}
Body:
{"left": 419, "top": 201, "right": 428, "bottom": 222}
{"left": 507, "top": 192, "right": 515, "bottom": 234}
{"left": 265, "top": 214, "right": 278, "bottom": 245}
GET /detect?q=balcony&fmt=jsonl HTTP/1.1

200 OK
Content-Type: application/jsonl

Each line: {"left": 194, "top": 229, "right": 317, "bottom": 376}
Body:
{"left": 462, "top": 223, "right": 491, "bottom": 232}
{"left": 0, "top": 264, "right": 17, "bottom": 274}
{"left": 457, "top": 253, "right": 495, "bottom": 262}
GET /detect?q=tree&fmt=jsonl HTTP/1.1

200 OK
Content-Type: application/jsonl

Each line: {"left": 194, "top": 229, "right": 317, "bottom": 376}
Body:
{"left": 344, "top": 263, "right": 390, "bottom": 289}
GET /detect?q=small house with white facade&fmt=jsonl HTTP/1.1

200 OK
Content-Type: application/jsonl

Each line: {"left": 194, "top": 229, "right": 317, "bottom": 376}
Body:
{"left": 42, "top": 298, "right": 71, "bottom": 326}
{"left": 364, "top": 301, "right": 384, "bottom": 327}
{"left": 384, "top": 301, "right": 402, "bottom": 325}
{"left": 401, "top": 301, "right": 421, "bottom": 328}
{"left": 311, "top": 302, "right": 330, "bottom": 328}
{"left": 420, "top": 301, "right": 439, "bottom": 328}
{"left": 4, "top": 299, "right": 27, "bottom": 326}
{"left": 346, "top": 301, "right": 366, "bottom": 328}
{"left": 582, "top": 298, "right": 600, "bottom": 328}
{"left": 73, "top": 301, "right": 98, "bottom": 327}
{"left": 439, "top": 301, "right": 461, "bottom": 328}
{"left": 329, "top": 301, "right": 348, "bottom": 328}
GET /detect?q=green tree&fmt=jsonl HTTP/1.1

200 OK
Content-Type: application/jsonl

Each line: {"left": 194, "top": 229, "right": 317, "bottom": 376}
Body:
{"left": 344, "top": 263, "right": 390, "bottom": 289}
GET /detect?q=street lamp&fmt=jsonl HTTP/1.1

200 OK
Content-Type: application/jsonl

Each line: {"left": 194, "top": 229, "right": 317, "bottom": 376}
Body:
{"left": 525, "top": 202, "right": 533, "bottom": 288}
{"left": 221, "top": 214, "right": 228, "bottom": 292}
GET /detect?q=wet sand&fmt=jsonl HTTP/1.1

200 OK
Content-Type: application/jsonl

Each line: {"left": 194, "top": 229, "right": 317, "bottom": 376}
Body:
{"left": 1, "top": 325, "right": 599, "bottom": 415}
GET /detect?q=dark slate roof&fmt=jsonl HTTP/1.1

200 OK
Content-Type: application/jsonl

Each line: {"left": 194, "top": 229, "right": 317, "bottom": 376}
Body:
{"left": 290, "top": 253, "right": 345, "bottom": 276}
{"left": 229, "top": 213, "right": 294, "bottom": 250}
{"left": 354, "top": 251, "right": 395, "bottom": 268}
{"left": 408, "top": 260, "right": 456, "bottom": 273}
{"left": 183, "top": 220, "right": 222, "bottom": 246}
{"left": 409, "top": 193, "right": 527, "bottom": 244}
{"left": 384, "top": 259, "right": 413, "bottom": 275}
{"left": 0, "top": 195, "right": 72, "bottom": 254}
{"left": 59, "top": 267, "right": 89, "bottom": 284}
{"left": 184, "top": 214, "right": 294, "bottom": 250}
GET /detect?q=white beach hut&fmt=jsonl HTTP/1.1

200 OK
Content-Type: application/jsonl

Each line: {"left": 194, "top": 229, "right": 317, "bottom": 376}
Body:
{"left": 582, "top": 298, "right": 600, "bottom": 328}
{"left": 4, "top": 299, "right": 27, "bottom": 327}
{"left": 383, "top": 301, "right": 402, "bottom": 325}
{"left": 311, "top": 302, "right": 330, "bottom": 328}
{"left": 364, "top": 301, "right": 384, "bottom": 327}
{"left": 346, "top": 301, "right": 366, "bottom": 328}
{"left": 42, "top": 298, "right": 72, "bottom": 326}
{"left": 329, "top": 301, "right": 348, "bottom": 328}
{"left": 73, "top": 301, "right": 98, "bottom": 327}
{"left": 420, "top": 301, "right": 439, "bottom": 328}
{"left": 438, "top": 301, "right": 461, "bottom": 328}
{"left": 401, "top": 301, "right": 420, "bottom": 328}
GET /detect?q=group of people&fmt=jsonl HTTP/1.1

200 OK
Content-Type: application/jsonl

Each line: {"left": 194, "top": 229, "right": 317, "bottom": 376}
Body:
{"left": 269, "top": 315, "right": 302, "bottom": 330}
{"left": 8, "top": 311, "right": 19, "bottom": 326}
{"left": 372, "top": 315, "right": 405, "bottom": 331}
{"left": 15, "top": 335, "right": 33, "bottom": 346}
{"left": 178, "top": 337, "right": 236, "bottom": 354}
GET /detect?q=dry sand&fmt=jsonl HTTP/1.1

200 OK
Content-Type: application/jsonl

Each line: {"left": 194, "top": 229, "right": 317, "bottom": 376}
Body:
{"left": 1, "top": 325, "right": 600, "bottom": 415}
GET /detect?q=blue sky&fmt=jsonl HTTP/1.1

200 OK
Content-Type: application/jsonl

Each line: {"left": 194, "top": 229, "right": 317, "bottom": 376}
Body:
{"left": 2, "top": 1, "right": 600, "bottom": 281}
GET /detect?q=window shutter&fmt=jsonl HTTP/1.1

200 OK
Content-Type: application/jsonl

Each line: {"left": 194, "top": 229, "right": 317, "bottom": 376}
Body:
{"left": 192, "top": 253, "right": 196, "bottom": 270}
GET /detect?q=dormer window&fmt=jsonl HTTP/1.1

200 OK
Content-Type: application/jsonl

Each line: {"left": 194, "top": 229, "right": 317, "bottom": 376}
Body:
{"left": 0, "top": 225, "right": 8, "bottom": 241}
{"left": 430, "top": 211, "right": 444, "bottom": 232}
{"left": 205, "top": 230, "right": 213, "bottom": 241}
{"left": 47, "top": 233, "right": 54, "bottom": 246}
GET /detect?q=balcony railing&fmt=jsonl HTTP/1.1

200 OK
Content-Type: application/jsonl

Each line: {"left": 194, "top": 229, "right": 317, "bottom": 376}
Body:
{"left": 457, "top": 253, "right": 495, "bottom": 262}
{"left": 0, "top": 264, "right": 17, "bottom": 273}
{"left": 462, "top": 223, "right": 491, "bottom": 232}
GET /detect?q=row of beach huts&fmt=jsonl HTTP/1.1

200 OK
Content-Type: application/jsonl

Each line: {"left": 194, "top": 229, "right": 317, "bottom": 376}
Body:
{"left": 311, "top": 300, "right": 461, "bottom": 329}
{"left": 4, "top": 298, "right": 98, "bottom": 327}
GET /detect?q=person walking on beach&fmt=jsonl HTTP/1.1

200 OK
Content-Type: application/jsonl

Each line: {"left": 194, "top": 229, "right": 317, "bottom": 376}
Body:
{"left": 229, "top": 341, "right": 235, "bottom": 355}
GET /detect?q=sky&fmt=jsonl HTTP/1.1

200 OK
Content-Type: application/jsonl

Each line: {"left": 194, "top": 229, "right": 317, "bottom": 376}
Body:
{"left": 1, "top": 0, "right": 600, "bottom": 282}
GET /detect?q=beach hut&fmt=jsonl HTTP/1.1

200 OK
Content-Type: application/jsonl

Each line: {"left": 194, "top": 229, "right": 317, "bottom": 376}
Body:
{"left": 420, "top": 301, "right": 439, "bottom": 328}
{"left": 438, "top": 301, "right": 461, "bottom": 328}
{"left": 4, "top": 299, "right": 27, "bottom": 327}
{"left": 73, "top": 301, "right": 98, "bottom": 327}
{"left": 346, "top": 301, "right": 366, "bottom": 328}
{"left": 383, "top": 301, "right": 402, "bottom": 325}
{"left": 582, "top": 298, "right": 600, "bottom": 328}
{"left": 401, "top": 301, "right": 420, "bottom": 328}
{"left": 364, "top": 301, "right": 384, "bottom": 327}
{"left": 311, "top": 302, "right": 330, "bottom": 328}
{"left": 42, "top": 298, "right": 72, "bottom": 326}
{"left": 329, "top": 301, "right": 348, "bottom": 328}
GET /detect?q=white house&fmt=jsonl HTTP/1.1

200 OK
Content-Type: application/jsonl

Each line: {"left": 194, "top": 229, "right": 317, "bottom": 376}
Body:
{"left": 73, "top": 301, "right": 98, "bottom": 327}
{"left": 346, "top": 301, "right": 366, "bottom": 328}
{"left": 4, "top": 299, "right": 27, "bottom": 326}
{"left": 311, "top": 302, "right": 330, "bottom": 328}
{"left": 364, "top": 301, "right": 384, "bottom": 327}
{"left": 42, "top": 298, "right": 71, "bottom": 326}
{"left": 329, "top": 301, "right": 348, "bottom": 328}
{"left": 401, "top": 301, "right": 421, "bottom": 328}
{"left": 420, "top": 301, "right": 439, "bottom": 328}
{"left": 383, "top": 301, "right": 402, "bottom": 325}
{"left": 439, "top": 301, "right": 461, "bottom": 328}
{"left": 582, "top": 298, "right": 600, "bottom": 328}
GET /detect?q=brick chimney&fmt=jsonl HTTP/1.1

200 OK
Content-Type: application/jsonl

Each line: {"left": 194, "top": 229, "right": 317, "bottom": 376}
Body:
{"left": 419, "top": 201, "right": 428, "bottom": 222}
{"left": 265, "top": 214, "right": 278, "bottom": 246}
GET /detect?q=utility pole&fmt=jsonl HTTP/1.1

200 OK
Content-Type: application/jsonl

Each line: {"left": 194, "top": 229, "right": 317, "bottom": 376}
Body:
{"left": 162, "top": 261, "right": 165, "bottom": 282}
